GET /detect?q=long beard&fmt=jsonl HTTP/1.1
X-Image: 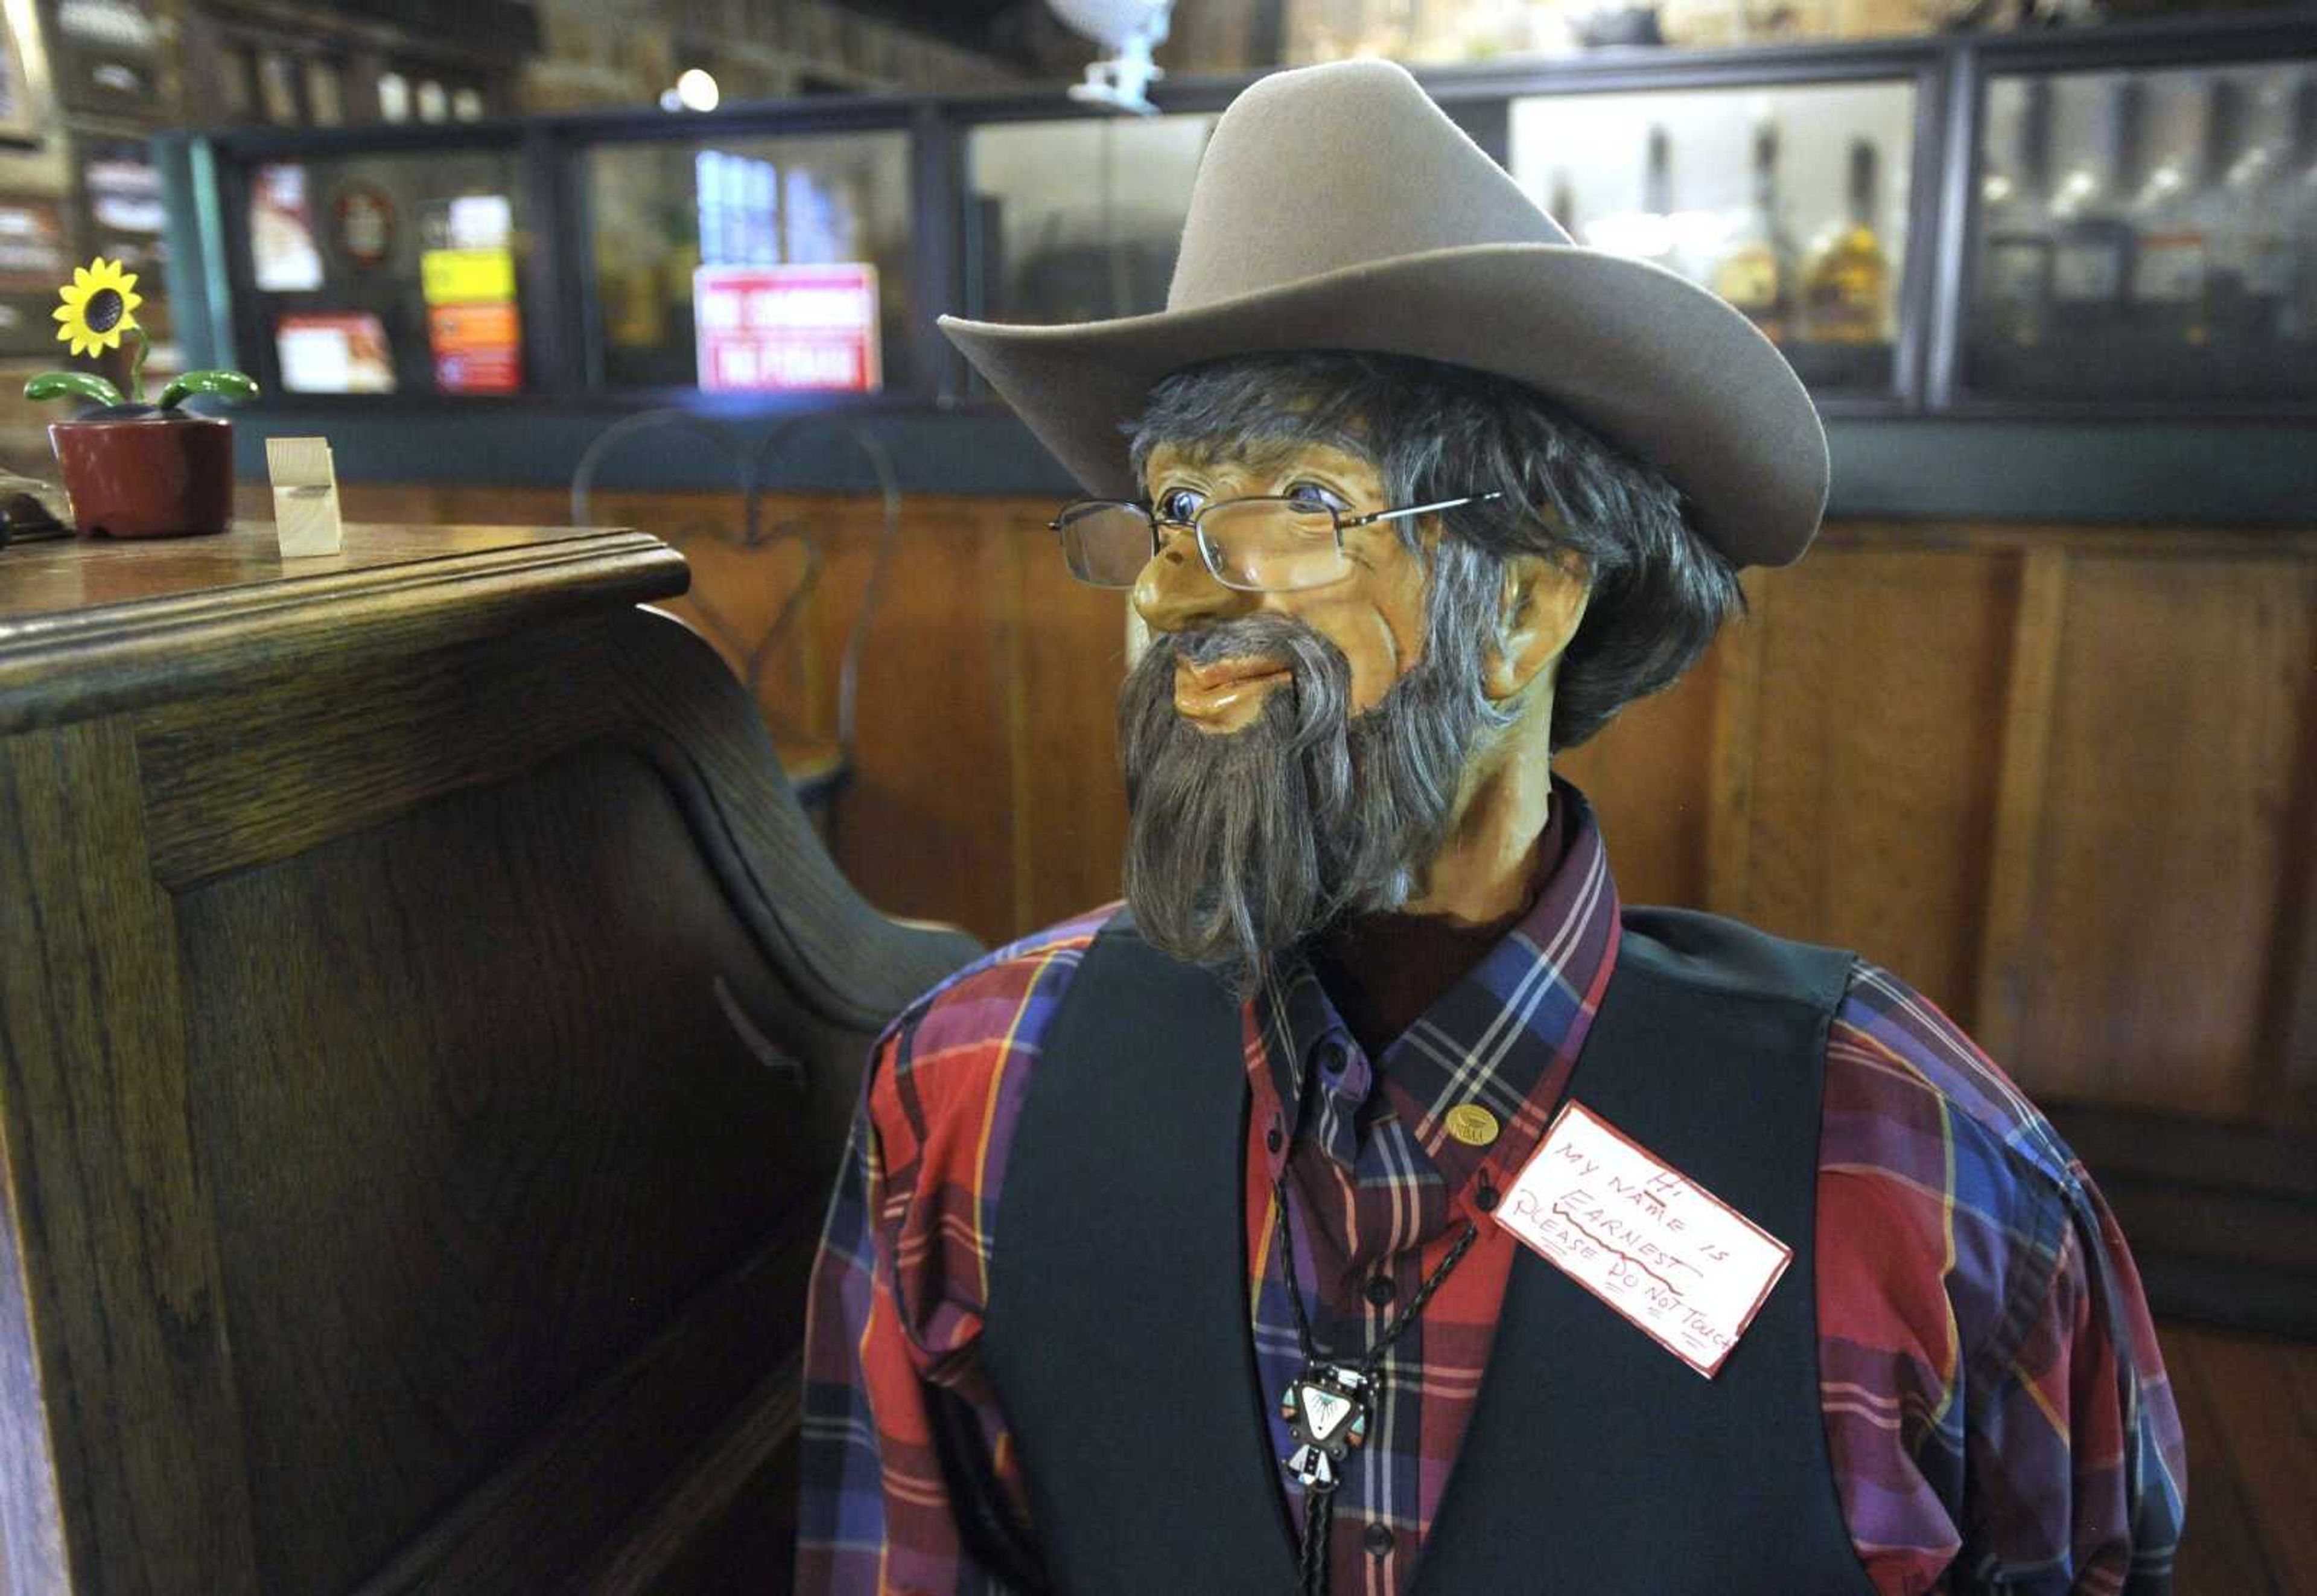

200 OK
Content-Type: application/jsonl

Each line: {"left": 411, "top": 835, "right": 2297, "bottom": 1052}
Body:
{"left": 1118, "top": 613, "right": 1496, "bottom": 996}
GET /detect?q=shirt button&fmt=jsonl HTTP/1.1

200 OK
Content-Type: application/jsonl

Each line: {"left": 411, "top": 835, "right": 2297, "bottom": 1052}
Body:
{"left": 1363, "top": 1274, "right": 1396, "bottom": 1307}
{"left": 1315, "top": 1038, "right": 1350, "bottom": 1075}
{"left": 1266, "top": 1124, "right": 1283, "bottom": 1154}
{"left": 1475, "top": 1180, "right": 1499, "bottom": 1213}
{"left": 1364, "top": 1522, "right": 1396, "bottom": 1557}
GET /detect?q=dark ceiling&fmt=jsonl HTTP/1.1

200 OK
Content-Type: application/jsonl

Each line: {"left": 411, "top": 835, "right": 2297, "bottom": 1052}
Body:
{"left": 831, "top": 1, "right": 1041, "bottom": 57}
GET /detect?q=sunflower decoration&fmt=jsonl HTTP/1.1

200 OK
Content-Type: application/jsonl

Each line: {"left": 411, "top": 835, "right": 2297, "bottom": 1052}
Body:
{"left": 55, "top": 257, "right": 142, "bottom": 358}
{"left": 22, "top": 255, "right": 258, "bottom": 412}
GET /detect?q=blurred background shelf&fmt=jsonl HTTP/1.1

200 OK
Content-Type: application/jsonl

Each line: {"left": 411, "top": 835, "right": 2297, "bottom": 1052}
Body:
{"left": 101, "top": 12, "right": 2307, "bottom": 511}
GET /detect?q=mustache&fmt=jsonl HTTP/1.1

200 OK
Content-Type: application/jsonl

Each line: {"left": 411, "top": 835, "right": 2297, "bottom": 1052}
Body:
{"left": 1139, "top": 615, "right": 1355, "bottom": 756}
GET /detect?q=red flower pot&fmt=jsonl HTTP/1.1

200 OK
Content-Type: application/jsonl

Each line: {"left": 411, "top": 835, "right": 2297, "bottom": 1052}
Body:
{"left": 48, "top": 412, "right": 235, "bottom": 539}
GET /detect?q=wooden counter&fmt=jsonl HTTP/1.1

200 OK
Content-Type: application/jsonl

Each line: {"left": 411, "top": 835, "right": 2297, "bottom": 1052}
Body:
{"left": 0, "top": 521, "right": 977, "bottom": 1592}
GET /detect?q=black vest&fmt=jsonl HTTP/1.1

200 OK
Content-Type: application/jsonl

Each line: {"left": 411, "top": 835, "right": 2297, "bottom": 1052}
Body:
{"left": 981, "top": 908, "right": 1878, "bottom": 1595}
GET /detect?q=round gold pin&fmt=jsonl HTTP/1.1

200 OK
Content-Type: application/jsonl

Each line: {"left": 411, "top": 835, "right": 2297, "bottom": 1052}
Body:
{"left": 1445, "top": 1104, "right": 1500, "bottom": 1146}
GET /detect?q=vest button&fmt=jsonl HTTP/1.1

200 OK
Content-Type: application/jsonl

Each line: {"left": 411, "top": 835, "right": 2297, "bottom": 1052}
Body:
{"left": 1315, "top": 1037, "right": 1350, "bottom": 1075}
{"left": 1363, "top": 1522, "right": 1396, "bottom": 1556}
{"left": 1266, "top": 1124, "right": 1282, "bottom": 1154}
{"left": 1362, "top": 1274, "right": 1396, "bottom": 1306}
{"left": 1474, "top": 1180, "right": 1499, "bottom": 1213}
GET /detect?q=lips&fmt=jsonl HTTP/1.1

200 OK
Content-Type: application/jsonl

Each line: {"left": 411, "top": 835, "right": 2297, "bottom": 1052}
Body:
{"left": 1181, "top": 655, "right": 1285, "bottom": 691}
{"left": 1174, "top": 655, "right": 1291, "bottom": 726}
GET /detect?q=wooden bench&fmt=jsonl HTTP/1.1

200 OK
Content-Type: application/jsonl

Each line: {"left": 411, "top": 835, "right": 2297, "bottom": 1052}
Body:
{"left": 0, "top": 522, "right": 977, "bottom": 1593}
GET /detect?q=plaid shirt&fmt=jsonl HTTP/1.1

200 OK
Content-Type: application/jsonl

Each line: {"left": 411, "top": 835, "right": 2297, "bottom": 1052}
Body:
{"left": 797, "top": 784, "right": 2187, "bottom": 1595}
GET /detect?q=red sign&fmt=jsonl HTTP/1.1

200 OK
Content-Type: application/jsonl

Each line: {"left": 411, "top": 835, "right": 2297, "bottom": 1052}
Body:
{"left": 694, "top": 263, "right": 881, "bottom": 393}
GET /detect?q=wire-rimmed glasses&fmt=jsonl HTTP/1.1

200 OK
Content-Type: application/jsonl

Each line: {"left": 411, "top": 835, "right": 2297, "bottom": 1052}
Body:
{"left": 1049, "top": 491, "right": 1504, "bottom": 592}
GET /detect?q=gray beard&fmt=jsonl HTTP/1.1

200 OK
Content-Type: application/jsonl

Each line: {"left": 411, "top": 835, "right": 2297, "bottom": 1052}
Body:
{"left": 1119, "top": 612, "right": 1496, "bottom": 997}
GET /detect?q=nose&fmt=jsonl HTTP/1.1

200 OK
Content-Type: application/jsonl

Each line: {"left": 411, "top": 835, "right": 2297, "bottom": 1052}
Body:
{"left": 1131, "top": 529, "right": 1257, "bottom": 633}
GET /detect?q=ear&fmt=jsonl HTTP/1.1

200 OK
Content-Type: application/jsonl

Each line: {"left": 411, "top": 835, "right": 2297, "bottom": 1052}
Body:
{"left": 1483, "top": 550, "right": 1591, "bottom": 703}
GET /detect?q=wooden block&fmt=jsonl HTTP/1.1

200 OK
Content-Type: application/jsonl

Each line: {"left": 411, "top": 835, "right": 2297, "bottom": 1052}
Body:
{"left": 267, "top": 436, "right": 345, "bottom": 558}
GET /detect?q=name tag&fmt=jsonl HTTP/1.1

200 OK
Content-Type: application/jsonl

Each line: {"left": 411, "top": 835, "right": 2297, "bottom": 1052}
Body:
{"left": 1495, "top": 1101, "right": 1791, "bottom": 1379}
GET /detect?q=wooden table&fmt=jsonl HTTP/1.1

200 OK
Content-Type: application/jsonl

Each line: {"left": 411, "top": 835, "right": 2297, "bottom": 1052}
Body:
{"left": 0, "top": 523, "right": 976, "bottom": 1594}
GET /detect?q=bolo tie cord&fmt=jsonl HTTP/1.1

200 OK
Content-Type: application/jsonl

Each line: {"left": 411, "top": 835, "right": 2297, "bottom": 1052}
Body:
{"left": 1273, "top": 1174, "right": 1482, "bottom": 1596}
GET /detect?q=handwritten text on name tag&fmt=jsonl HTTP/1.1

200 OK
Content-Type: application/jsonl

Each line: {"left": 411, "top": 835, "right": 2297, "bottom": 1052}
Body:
{"left": 1495, "top": 1101, "right": 1791, "bottom": 1378}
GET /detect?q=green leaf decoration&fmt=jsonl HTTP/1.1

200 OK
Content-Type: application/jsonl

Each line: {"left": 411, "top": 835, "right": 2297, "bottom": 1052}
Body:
{"left": 24, "top": 370, "right": 124, "bottom": 407}
{"left": 157, "top": 370, "right": 260, "bottom": 409}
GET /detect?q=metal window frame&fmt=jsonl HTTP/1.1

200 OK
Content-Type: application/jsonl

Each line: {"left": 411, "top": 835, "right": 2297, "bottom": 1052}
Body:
{"left": 174, "top": 11, "right": 2317, "bottom": 423}
{"left": 1931, "top": 13, "right": 2317, "bottom": 421}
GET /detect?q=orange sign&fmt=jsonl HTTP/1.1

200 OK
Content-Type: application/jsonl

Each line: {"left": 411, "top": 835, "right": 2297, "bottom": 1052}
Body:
{"left": 427, "top": 301, "right": 520, "bottom": 394}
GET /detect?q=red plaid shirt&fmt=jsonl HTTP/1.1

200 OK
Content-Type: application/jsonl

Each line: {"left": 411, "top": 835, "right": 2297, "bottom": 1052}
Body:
{"left": 796, "top": 784, "right": 2185, "bottom": 1594}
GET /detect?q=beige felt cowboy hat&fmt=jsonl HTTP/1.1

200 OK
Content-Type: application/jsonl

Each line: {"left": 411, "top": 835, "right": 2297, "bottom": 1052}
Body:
{"left": 939, "top": 58, "right": 1829, "bottom": 569}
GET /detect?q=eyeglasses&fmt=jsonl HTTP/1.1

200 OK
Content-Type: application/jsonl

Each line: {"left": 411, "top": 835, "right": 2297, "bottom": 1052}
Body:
{"left": 1049, "top": 491, "right": 1504, "bottom": 593}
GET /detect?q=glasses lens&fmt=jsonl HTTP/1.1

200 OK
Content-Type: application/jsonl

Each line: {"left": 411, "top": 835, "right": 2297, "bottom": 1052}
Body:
{"left": 1199, "top": 500, "right": 1346, "bottom": 591}
{"left": 1056, "top": 503, "right": 1152, "bottom": 587}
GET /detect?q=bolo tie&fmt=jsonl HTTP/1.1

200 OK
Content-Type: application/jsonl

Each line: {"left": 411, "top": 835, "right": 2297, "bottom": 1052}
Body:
{"left": 1272, "top": 1171, "right": 1481, "bottom": 1596}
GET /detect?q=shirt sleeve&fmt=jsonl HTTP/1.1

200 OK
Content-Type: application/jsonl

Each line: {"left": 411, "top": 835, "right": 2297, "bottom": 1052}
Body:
{"left": 1958, "top": 1161, "right": 2188, "bottom": 1595}
{"left": 794, "top": 1024, "right": 1046, "bottom": 1595}
{"left": 1817, "top": 966, "right": 2187, "bottom": 1596}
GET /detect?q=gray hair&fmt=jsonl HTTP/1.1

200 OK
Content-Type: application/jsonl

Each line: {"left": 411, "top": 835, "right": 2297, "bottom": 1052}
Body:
{"left": 1124, "top": 350, "right": 1744, "bottom": 748}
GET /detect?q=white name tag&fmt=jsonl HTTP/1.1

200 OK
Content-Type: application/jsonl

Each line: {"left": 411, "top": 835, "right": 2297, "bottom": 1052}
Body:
{"left": 1495, "top": 1101, "right": 1791, "bottom": 1379}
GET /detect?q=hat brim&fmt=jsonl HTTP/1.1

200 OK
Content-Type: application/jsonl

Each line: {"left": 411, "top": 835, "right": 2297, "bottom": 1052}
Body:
{"left": 939, "top": 242, "right": 1828, "bottom": 569}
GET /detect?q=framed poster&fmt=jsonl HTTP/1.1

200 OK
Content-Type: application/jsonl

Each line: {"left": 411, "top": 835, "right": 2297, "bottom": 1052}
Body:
{"left": 276, "top": 311, "right": 396, "bottom": 393}
{"left": 250, "top": 163, "right": 324, "bottom": 292}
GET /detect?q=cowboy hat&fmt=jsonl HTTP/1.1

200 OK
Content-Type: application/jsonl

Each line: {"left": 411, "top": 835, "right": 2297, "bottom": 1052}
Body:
{"left": 939, "top": 57, "right": 1829, "bottom": 569}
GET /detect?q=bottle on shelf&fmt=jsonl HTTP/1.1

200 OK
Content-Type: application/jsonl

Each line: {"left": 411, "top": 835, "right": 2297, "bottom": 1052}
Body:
{"left": 1981, "top": 75, "right": 2056, "bottom": 348}
{"left": 1587, "top": 123, "right": 1694, "bottom": 281}
{"left": 2228, "top": 73, "right": 2309, "bottom": 344}
{"left": 1643, "top": 124, "right": 1685, "bottom": 278}
{"left": 2130, "top": 76, "right": 2224, "bottom": 348}
{"left": 2049, "top": 76, "right": 2140, "bottom": 345}
{"left": 1799, "top": 137, "right": 1891, "bottom": 345}
{"left": 2206, "top": 77, "right": 2268, "bottom": 346}
{"left": 1711, "top": 117, "right": 1796, "bottom": 343}
{"left": 2281, "top": 72, "right": 2317, "bottom": 342}
{"left": 1644, "top": 124, "right": 1671, "bottom": 217}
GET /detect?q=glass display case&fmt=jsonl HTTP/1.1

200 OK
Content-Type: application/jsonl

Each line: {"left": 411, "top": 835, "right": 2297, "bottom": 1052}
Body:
{"left": 1509, "top": 79, "right": 1918, "bottom": 396}
{"left": 583, "top": 129, "right": 914, "bottom": 393}
{"left": 962, "top": 113, "right": 1217, "bottom": 328}
{"left": 235, "top": 147, "right": 530, "bottom": 398}
{"left": 1963, "top": 60, "right": 2317, "bottom": 404}
{"left": 164, "top": 13, "right": 2317, "bottom": 424}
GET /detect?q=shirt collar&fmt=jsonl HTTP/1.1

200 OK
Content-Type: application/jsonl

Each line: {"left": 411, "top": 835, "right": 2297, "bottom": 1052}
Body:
{"left": 1251, "top": 776, "right": 1624, "bottom": 1207}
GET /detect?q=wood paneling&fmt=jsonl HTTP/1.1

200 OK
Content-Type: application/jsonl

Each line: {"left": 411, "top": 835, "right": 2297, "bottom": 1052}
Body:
{"left": 1555, "top": 646, "right": 1720, "bottom": 911}
{"left": 497, "top": 483, "right": 2316, "bottom": 1329}
{"left": 1720, "top": 547, "right": 2017, "bottom": 1016}
{"left": 2019, "top": 552, "right": 2317, "bottom": 1122}
{"left": 812, "top": 495, "right": 1019, "bottom": 936}
{"left": 1005, "top": 500, "right": 1134, "bottom": 931}
{"left": 1974, "top": 548, "right": 2071, "bottom": 1070}
{"left": 297, "top": 487, "right": 2317, "bottom": 1154}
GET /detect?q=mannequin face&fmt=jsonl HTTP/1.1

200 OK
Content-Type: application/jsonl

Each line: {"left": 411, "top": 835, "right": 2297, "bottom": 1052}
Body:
{"left": 1117, "top": 419, "right": 1594, "bottom": 982}
{"left": 1131, "top": 440, "right": 1434, "bottom": 733}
